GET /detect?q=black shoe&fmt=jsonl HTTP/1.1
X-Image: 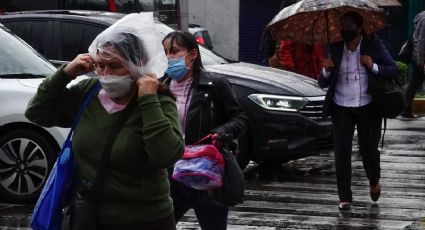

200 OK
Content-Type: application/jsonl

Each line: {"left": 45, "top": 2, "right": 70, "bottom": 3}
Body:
{"left": 370, "top": 183, "right": 381, "bottom": 202}
{"left": 338, "top": 202, "right": 351, "bottom": 210}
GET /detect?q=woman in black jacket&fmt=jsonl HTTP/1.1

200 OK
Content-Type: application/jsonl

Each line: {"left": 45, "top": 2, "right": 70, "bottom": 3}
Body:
{"left": 161, "top": 31, "right": 248, "bottom": 229}
{"left": 318, "top": 12, "right": 398, "bottom": 210}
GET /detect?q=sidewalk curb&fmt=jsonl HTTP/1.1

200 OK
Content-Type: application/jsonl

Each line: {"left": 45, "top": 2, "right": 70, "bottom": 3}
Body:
{"left": 413, "top": 98, "right": 425, "bottom": 115}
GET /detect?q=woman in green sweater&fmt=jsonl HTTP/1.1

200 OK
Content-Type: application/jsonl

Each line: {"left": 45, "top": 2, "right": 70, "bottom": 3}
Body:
{"left": 25, "top": 14, "right": 184, "bottom": 229}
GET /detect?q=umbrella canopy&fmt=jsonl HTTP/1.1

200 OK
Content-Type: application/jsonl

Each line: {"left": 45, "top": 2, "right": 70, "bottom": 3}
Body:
{"left": 375, "top": 0, "right": 401, "bottom": 7}
{"left": 267, "top": 0, "right": 386, "bottom": 44}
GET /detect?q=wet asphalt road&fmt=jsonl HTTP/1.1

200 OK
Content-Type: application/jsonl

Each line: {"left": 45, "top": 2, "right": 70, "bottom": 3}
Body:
{"left": 177, "top": 117, "right": 425, "bottom": 229}
{"left": 1, "top": 117, "right": 424, "bottom": 229}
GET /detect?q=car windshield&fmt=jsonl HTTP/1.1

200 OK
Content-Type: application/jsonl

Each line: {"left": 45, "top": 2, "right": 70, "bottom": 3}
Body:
{"left": 154, "top": 22, "right": 229, "bottom": 65}
{"left": 199, "top": 46, "right": 229, "bottom": 65}
{"left": 0, "top": 27, "right": 55, "bottom": 77}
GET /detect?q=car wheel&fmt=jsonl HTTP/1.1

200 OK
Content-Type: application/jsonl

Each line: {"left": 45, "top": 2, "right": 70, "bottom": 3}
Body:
{"left": 235, "top": 131, "right": 251, "bottom": 170}
{"left": 0, "top": 129, "right": 56, "bottom": 202}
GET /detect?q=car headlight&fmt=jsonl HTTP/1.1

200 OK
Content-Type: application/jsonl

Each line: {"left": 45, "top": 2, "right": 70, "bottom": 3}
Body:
{"left": 248, "top": 94, "right": 308, "bottom": 112}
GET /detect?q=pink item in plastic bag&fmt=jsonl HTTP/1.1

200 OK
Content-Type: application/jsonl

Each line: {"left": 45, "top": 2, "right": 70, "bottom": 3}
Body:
{"left": 172, "top": 135, "right": 225, "bottom": 190}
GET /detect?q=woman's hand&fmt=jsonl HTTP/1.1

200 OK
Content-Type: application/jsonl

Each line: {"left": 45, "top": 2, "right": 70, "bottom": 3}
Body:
{"left": 137, "top": 73, "right": 159, "bottom": 96}
{"left": 211, "top": 133, "right": 223, "bottom": 147}
{"left": 360, "top": 55, "right": 374, "bottom": 70}
{"left": 63, "top": 53, "right": 95, "bottom": 79}
{"left": 211, "top": 132, "right": 232, "bottom": 147}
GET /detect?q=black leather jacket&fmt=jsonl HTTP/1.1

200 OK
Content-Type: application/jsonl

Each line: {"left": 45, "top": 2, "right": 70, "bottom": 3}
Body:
{"left": 161, "top": 69, "right": 248, "bottom": 145}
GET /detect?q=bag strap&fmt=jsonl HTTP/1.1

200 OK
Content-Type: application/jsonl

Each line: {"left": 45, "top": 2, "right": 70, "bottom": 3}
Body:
{"left": 66, "top": 82, "right": 102, "bottom": 142}
{"left": 193, "top": 134, "right": 214, "bottom": 145}
{"left": 89, "top": 96, "right": 138, "bottom": 202}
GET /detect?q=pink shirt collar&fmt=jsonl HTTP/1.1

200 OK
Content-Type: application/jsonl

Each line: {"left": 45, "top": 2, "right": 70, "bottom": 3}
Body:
{"left": 97, "top": 89, "right": 127, "bottom": 114}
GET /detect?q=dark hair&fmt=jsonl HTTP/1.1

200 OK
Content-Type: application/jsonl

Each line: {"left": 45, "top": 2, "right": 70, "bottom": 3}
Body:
{"left": 340, "top": 11, "right": 364, "bottom": 28}
{"left": 162, "top": 31, "right": 203, "bottom": 78}
{"left": 162, "top": 31, "right": 203, "bottom": 102}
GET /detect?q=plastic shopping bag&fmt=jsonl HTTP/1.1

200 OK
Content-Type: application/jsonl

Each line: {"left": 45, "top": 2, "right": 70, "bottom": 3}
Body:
{"left": 172, "top": 135, "right": 225, "bottom": 190}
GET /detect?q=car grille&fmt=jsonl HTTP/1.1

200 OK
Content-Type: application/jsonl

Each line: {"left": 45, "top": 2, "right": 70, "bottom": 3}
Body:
{"left": 299, "top": 96, "right": 327, "bottom": 121}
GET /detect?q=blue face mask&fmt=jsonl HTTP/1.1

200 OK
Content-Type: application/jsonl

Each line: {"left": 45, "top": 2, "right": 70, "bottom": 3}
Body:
{"left": 165, "top": 56, "right": 190, "bottom": 81}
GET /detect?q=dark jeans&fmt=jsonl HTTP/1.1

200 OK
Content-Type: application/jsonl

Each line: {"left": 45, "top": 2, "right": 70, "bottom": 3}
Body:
{"left": 331, "top": 103, "right": 382, "bottom": 202}
{"left": 404, "top": 64, "right": 425, "bottom": 114}
{"left": 171, "top": 180, "right": 228, "bottom": 230}
{"left": 97, "top": 213, "right": 176, "bottom": 230}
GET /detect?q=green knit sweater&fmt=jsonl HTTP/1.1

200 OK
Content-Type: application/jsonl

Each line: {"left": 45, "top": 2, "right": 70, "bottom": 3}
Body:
{"left": 25, "top": 67, "right": 184, "bottom": 224}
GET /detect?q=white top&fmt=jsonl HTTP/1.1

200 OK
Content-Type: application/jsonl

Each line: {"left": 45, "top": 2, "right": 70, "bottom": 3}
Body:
{"left": 323, "top": 39, "right": 379, "bottom": 107}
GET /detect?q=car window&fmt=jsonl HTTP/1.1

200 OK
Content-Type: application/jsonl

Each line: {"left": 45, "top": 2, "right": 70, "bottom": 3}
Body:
{"left": 3, "top": 16, "right": 228, "bottom": 67}
{"left": 0, "top": 27, "right": 55, "bottom": 76}
{"left": 58, "top": 21, "right": 105, "bottom": 61}
{"left": 201, "top": 31, "right": 212, "bottom": 48}
{"left": 194, "top": 31, "right": 213, "bottom": 49}
{"left": 115, "top": 0, "right": 154, "bottom": 12}
{"left": 64, "top": 0, "right": 171, "bottom": 14}
{"left": 66, "top": 0, "right": 109, "bottom": 11}
{"left": 2, "top": 20, "right": 52, "bottom": 59}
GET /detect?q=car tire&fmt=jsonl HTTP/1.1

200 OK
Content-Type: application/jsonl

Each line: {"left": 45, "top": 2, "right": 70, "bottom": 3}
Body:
{"left": 0, "top": 129, "right": 56, "bottom": 203}
{"left": 235, "top": 131, "right": 251, "bottom": 170}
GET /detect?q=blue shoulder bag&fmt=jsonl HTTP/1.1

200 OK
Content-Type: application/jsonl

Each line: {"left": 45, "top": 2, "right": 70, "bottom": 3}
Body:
{"left": 31, "top": 82, "right": 101, "bottom": 230}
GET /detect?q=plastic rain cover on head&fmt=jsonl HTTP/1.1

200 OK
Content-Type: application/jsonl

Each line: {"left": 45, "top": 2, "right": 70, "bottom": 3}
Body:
{"left": 88, "top": 12, "right": 167, "bottom": 78}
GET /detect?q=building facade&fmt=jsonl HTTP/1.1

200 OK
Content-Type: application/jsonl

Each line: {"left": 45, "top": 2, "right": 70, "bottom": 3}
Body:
{"left": 189, "top": 0, "right": 414, "bottom": 65}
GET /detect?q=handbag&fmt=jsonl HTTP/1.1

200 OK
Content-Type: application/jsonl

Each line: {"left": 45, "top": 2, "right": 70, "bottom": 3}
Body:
{"left": 31, "top": 82, "right": 101, "bottom": 230}
{"left": 369, "top": 75, "right": 405, "bottom": 149}
{"left": 369, "top": 75, "right": 405, "bottom": 119}
{"left": 60, "top": 180, "right": 96, "bottom": 230}
{"left": 199, "top": 147, "right": 245, "bottom": 207}
{"left": 172, "top": 134, "right": 225, "bottom": 190}
{"left": 60, "top": 96, "right": 138, "bottom": 230}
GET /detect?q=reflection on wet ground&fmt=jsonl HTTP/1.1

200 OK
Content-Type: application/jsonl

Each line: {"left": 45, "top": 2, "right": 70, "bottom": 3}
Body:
{"left": 1, "top": 119, "right": 424, "bottom": 229}
{"left": 0, "top": 204, "right": 32, "bottom": 230}
{"left": 178, "top": 118, "right": 425, "bottom": 229}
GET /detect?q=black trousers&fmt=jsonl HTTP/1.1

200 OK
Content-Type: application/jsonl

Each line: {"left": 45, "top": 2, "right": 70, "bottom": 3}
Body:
{"left": 331, "top": 103, "right": 382, "bottom": 202}
{"left": 171, "top": 180, "right": 229, "bottom": 230}
{"left": 403, "top": 64, "right": 425, "bottom": 114}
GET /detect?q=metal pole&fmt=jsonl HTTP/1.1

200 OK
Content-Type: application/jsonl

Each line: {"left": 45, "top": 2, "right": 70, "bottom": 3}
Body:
{"left": 179, "top": 0, "right": 189, "bottom": 32}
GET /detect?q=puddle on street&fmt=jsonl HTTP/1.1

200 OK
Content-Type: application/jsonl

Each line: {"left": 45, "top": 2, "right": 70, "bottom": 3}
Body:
{"left": 0, "top": 215, "right": 31, "bottom": 230}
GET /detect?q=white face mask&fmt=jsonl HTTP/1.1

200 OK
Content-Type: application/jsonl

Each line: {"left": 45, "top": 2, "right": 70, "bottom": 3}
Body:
{"left": 98, "top": 74, "right": 134, "bottom": 98}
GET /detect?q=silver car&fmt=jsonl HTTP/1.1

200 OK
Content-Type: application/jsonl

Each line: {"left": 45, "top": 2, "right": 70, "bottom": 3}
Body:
{"left": 0, "top": 24, "right": 68, "bottom": 202}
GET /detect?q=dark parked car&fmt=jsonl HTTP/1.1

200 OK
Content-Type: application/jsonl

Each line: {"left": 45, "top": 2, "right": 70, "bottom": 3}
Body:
{"left": 0, "top": 10, "right": 333, "bottom": 170}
